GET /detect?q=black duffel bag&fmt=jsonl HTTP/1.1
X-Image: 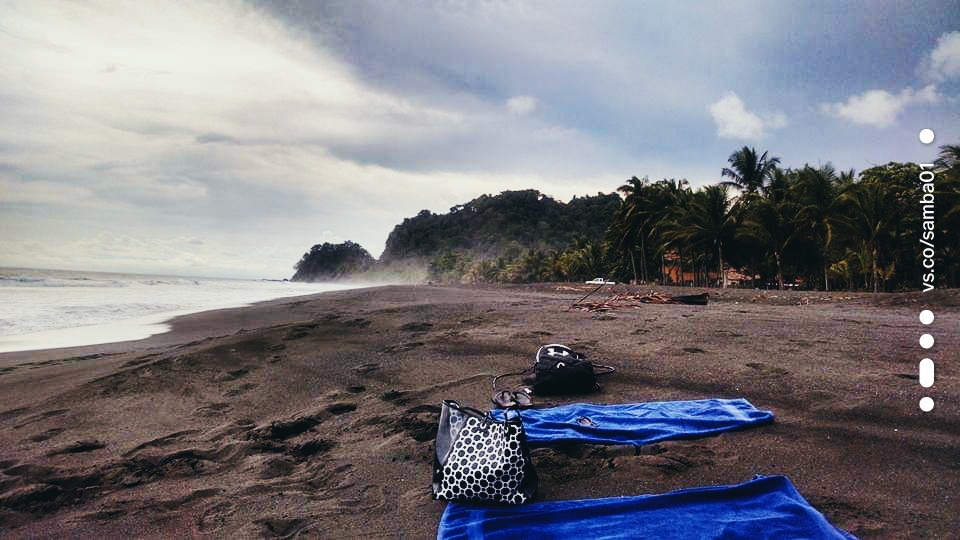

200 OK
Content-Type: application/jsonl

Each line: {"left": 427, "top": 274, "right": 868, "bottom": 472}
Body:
{"left": 530, "top": 344, "right": 615, "bottom": 395}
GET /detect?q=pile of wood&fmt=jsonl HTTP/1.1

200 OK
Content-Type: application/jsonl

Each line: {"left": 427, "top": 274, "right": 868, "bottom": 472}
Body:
{"left": 570, "top": 291, "right": 710, "bottom": 312}
{"left": 570, "top": 301, "right": 614, "bottom": 312}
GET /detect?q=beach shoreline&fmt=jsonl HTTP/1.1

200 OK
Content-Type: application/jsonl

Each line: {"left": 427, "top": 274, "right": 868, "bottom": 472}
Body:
{"left": 0, "top": 284, "right": 957, "bottom": 537}
{"left": 0, "top": 285, "right": 378, "bottom": 365}
{"left": 0, "top": 268, "right": 372, "bottom": 356}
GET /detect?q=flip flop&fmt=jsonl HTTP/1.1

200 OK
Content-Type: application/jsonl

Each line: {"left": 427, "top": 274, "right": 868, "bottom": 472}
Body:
{"left": 492, "top": 389, "right": 518, "bottom": 408}
{"left": 512, "top": 388, "right": 533, "bottom": 408}
{"left": 492, "top": 388, "right": 534, "bottom": 409}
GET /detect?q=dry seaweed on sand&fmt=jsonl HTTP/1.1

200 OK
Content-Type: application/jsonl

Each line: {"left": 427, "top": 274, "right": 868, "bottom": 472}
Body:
{"left": 570, "top": 291, "right": 709, "bottom": 311}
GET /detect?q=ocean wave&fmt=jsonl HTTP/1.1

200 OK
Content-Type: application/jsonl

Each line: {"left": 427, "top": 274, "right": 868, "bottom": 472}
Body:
{"left": 0, "top": 275, "right": 122, "bottom": 288}
{"left": 0, "top": 269, "right": 357, "bottom": 342}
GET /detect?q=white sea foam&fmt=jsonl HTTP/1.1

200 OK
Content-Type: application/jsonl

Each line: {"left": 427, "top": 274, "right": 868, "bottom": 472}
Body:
{"left": 0, "top": 268, "right": 362, "bottom": 353}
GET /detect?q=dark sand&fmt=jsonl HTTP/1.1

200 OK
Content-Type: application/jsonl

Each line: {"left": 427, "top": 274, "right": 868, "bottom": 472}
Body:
{"left": 0, "top": 284, "right": 957, "bottom": 538}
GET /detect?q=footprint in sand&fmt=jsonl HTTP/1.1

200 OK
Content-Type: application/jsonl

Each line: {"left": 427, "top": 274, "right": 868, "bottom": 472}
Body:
{"left": 196, "top": 501, "right": 236, "bottom": 532}
{"left": 400, "top": 322, "right": 433, "bottom": 332}
{"left": 217, "top": 368, "right": 250, "bottom": 382}
{"left": 283, "top": 323, "right": 318, "bottom": 341}
{"left": 259, "top": 455, "right": 297, "bottom": 479}
{"left": 194, "top": 403, "right": 231, "bottom": 417}
{"left": 254, "top": 517, "right": 308, "bottom": 537}
{"left": 256, "top": 416, "right": 321, "bottom": 441}
{"left": 27, "top": 428, "right": 66, "bottom": 443}
{"left": 13, "top": 409, "right": 69, "bottom": 429}
{"left": 124, "top": 430, "right": 201, "bottom": 457}
{"left": 47, "top": 440, "right": 106, "bottom": 456}
{"left": 612, "top": 442, "right": 722, "bottom": 476}
{"left": 326, "top": 402, "right": 357, "bottom": 415}
{"left": 224, "top": 383, "right": 257, "bottom": 397}
{"left": 80, "top": 508, "right": 128, "bottom": 522}
{"left": 0, "top": 407, "right": 30, "bottom": 423}
{"left": 352, "top": 363, "right": 380, "bottom": 375}
{"left": 745, "top": 362, "right": 789, "bottom": 377}
{"left": 532, "top": 447, "right": 613, "bottom": 483}
{"left": 380, "top": 390, "right": 411, "bottom": 404}
{"left": 342, "top": 318, "right": 371, "bottom": 329}
{"left": 378, "top": 342, "right": 424, "bottom": 353}
{"left": 122, "top": 353, "right": 161, "bottom": 368}
{"left": 288, "top": 439, "right": 334, "bottom": 459}
{"left": 391, "top": 405, "right": 440, "bottom": 442}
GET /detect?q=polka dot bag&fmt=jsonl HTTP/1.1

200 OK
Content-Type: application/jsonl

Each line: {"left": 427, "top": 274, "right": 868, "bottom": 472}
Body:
{"left": 432, "top": 400, "right": 538, "bottom": 504}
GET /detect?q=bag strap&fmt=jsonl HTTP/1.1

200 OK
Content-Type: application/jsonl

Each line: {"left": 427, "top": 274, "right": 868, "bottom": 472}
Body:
{"left": 492, "top": 367, "right": 532, "bottom": 391}
{"left": 591, "top": 363, "right": 616, "bottom": 375}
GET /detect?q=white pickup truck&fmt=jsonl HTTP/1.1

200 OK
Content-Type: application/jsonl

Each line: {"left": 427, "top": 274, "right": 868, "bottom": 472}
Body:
{"left": 585, "top": 277, "right": 615, "bottom": 285}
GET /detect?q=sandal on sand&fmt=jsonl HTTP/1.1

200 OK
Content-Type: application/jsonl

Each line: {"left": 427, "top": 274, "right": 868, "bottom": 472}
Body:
{"left": 492, "top": 388, "right": 533, "bottom": 409}
{"left": 513, "top": 388, "right": 533, "bottom": 407}
{"left": 492, "top": 390, "right": 517, "bottom": 408}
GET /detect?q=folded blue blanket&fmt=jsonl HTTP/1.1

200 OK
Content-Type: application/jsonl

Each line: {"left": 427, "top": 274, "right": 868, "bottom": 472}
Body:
{"left": 491, "top": 399, "right": 774, "bottom": 446}
{"left": 438, "top": 475, "right": 856, "bottom": 539}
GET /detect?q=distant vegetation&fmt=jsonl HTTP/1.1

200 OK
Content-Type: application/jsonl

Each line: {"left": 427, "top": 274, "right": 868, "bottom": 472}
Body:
{"left": 379, "top": 189, "right": 620, "bottom": 283}
{"left": 293, "top": 143, "right": 960, "bottom": 291}
{"left": 292, "top": 241, "right": 374, "bottom": 282}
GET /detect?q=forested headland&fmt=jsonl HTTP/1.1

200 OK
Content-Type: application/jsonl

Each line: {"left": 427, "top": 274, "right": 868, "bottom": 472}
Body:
{"left": 292, "top": 144, "right": 960, "bottom": 291}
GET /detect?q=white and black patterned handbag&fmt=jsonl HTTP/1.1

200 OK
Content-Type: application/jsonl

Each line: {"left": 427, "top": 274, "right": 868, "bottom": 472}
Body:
{"left": 432, "top": 400, "right": 538, "bottom": 504}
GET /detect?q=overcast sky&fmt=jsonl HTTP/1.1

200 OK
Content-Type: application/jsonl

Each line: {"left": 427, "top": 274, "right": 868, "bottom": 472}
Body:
{"left": 1, "top": 1, "right": 958, "bottom": 279}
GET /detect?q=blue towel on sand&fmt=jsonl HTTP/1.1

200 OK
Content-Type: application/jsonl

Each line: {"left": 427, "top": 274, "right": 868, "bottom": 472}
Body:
{"left": 438, "top": 475, "right": 856, "bottom": 539}
{"left": 491, "top": 399, "right": 774, "bottom": 446}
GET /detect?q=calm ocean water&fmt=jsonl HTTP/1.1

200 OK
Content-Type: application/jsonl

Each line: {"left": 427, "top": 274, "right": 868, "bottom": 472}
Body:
{"left": 0, "top": 268, "right": 361, "bottom": 353}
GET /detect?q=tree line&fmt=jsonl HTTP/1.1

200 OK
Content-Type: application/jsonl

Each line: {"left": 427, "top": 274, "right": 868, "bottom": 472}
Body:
{"left": 432, "top": 143, "right": 959, "bottom": 291}
{"left": 294, "top": 144, "right": 960, "bottom": 291}
{"left": 606, "top": 144, "right": 959, "bottom": 291}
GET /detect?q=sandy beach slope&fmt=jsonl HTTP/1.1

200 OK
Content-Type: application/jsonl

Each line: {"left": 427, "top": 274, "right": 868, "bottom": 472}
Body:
{"left": 0, "top": 285, "right": 957, "bottom": 538}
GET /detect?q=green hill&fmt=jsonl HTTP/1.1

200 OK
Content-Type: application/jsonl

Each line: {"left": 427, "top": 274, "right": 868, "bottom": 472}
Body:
{"left": 381, "top": 189, "right": 619, "bottom": 262}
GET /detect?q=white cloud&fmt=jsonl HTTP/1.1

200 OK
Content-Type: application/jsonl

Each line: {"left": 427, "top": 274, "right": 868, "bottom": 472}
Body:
{"left": 0, "top": 1, "right": 469, "bottom": 193}
{"left": 921, "top": 31, "right": 960, "bottom": 83}
{"left": 0, "top": 232, "right": 207, "bottom": 272}
{"left": 820, "top": 85, "right": 940, "bottom": 128}
{"left": 708, "top": 92, "right": 786, "bottom": 140}
{"left": 506, "top": 95, "right": 538, "bottom": 115}
{"left": 0, "top": 177, "right": 112, "bottom": 209}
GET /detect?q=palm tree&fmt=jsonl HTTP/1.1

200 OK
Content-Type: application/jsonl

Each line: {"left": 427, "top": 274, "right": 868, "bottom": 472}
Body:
{"left": 681, "top": 185, "right": 737, "bottom": 288}
{"left": 738, "top": 168, "right": 798, "bottom": 290}
{"left": 933, "top": 143, "right": 960, "bottom": 171}
{"left": 721, "top": 146, "right": 782, "bottom": 194}
{"left": 933, "top": 144, "right": 960, "bottom": 286}
{"left": 838, "top": 168, "right": 857, "bottom": 187}
{"left": 836, "top": 180, "right": 898, "bottom": 292}
{"left": 612, "top": 176, "right": 653, "bottom": 284}
{"left": 650, "top": 179, "right": 692, "bottom": 285}
{"left": 793, "top": 164, "right": 844, "bottom": 291}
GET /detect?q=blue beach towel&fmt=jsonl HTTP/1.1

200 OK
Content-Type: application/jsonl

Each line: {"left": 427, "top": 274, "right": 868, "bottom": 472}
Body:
{"left": 438, "top": 475, "right": 857, "bottom": 539}
{"left": 491, "top": 399, "right": 774, "bottom": 447}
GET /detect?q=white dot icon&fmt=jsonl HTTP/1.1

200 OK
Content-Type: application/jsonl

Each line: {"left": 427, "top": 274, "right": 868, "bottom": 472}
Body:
{"left": 919, "top": 334, "right": 934, "bottom": 349}
{"left": 920, "top": 397, "right": 934, "bottom": 412}
{"left": 919, "top": 129, "right": 935, "bottom": 144}
{"left": 919, "top": 358, "right": 935, "bottom": 388}
{"left": 919, "top": 310, "right": 934, "bottom": 324}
